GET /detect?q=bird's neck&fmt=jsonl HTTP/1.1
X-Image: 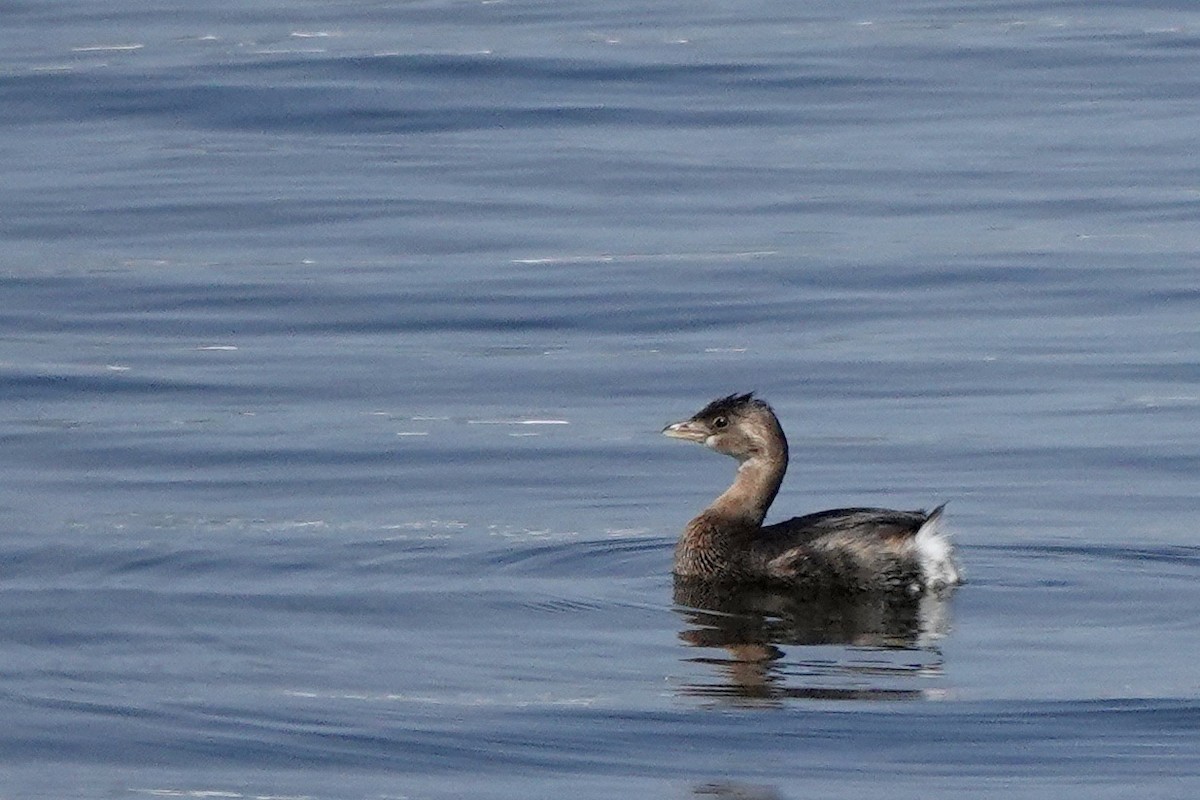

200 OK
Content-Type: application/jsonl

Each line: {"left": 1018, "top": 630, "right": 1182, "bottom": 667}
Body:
{"left": 707, "top": 441, "right": 788, "bottom": 528}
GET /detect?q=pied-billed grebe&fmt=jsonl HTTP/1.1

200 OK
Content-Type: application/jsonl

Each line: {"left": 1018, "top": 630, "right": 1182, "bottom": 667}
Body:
{"left": 663, "top": 393, "right": 961, "bottom": 594}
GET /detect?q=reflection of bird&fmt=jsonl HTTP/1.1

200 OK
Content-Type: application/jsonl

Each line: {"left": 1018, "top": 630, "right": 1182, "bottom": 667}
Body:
{"left": 693, "top": 782, "right": 787, "bottom": 800}
{"left": 663, "top": 393, "right": 960, "bottom": 593}
{"left": 673, "top": 579, "right": 952, "bottom": 704}
{"left": 673, "top": 580, "right": 937, "bottom": 649}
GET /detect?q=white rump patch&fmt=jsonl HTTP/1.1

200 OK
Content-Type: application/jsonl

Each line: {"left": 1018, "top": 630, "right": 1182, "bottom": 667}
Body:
{"left": 914, "top": 509, "right": 962, "bottom": 590}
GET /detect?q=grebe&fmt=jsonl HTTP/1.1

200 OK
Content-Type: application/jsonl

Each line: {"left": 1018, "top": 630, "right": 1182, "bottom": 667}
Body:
{"left": 663, "top": 393, "right": 960, "bottom": 594}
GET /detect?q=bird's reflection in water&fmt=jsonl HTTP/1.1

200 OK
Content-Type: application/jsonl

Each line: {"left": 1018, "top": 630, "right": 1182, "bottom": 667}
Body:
{"left": 674, "top": 578, "right": 954, "bottom": 705}
{"left": 692, "top": 783, "right": 786, "bottom": 800}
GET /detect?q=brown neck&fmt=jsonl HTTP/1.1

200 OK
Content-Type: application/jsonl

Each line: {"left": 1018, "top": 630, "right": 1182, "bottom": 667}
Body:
{"left": 706, "top": 434, "right": 788, "bottom": 528}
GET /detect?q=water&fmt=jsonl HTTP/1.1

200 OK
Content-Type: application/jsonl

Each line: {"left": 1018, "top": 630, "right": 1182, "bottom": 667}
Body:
{"left": 3, "top": 1, "right": 1200, "bottom": 797}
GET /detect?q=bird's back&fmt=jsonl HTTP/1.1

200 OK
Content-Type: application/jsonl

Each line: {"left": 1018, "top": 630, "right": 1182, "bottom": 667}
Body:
{"left": 758, "top": 505, "right": 955, "bottom": 593}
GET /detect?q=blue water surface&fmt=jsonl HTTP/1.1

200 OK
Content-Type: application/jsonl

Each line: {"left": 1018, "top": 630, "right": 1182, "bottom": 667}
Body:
{"left": 2, "top": 1, "right": 1200, "bottom": 798}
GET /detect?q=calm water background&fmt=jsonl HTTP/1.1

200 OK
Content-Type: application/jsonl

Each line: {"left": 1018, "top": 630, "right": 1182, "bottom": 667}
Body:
{"left": 2, "top": 1, "right": 1199, "bottom": 797}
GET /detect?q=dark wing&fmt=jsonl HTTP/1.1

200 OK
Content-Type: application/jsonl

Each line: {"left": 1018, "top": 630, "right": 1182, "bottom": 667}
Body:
{"left": 759, "top": 505, "right": 945, "bottom": 590}
{"left": 763, "top": 505, "right": 939, "bottom": 542}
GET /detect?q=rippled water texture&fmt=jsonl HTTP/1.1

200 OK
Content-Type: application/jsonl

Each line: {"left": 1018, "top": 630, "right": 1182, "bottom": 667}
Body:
{"left": 2, "top": 1, "right": 1199, "bottom": 798}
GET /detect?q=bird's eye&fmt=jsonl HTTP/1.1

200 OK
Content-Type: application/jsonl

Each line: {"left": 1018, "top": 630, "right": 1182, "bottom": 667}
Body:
{"left": 713, "top": 416, "right": 728, "bottom": 429}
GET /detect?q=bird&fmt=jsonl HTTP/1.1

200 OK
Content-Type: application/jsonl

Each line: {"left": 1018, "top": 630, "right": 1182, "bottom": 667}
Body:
{"left": 662, "top": 392, "right": 960, "bottom": 594}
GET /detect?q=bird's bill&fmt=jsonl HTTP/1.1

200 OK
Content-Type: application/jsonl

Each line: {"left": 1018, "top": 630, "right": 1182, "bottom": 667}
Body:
{"left": 661, "top": 419, "right": 708, "bottom": 443}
